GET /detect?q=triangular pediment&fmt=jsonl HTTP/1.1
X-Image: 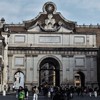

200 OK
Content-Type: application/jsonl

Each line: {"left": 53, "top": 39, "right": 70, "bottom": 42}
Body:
{"left": 24, "top": 2, "right": 76, "bottom": 33}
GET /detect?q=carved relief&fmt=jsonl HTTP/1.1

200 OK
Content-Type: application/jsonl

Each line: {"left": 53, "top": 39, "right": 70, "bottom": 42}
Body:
{"left": 44, "top": 14, "right": 56, "bottom": 29}
{"left": 26, "top": 2, "right": 75, "bottom": 32}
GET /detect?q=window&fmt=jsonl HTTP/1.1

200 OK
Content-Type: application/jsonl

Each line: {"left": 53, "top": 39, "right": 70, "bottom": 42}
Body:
{"left": 15, "top": 57, "right": 24, "bottom": 66}
{"left": 14, "top": 35, "right": 25, "bottom": 43}
{"left": 75, "top": 57, "right": 85, "bottom": 67}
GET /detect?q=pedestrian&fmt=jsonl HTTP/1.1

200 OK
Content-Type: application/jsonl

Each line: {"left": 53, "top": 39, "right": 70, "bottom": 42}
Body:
{"left": 7, "top": 85, "right": 10, "bottom": 92}
{"left": 24, "top": 86, "right": 29, "bottom": 99}
{"left": 67, "top": 88, "right": 71, "bottom": 100}
{"left": 80, "top": 87, "right": 84, "bottom": 96}
{"left": 50, "top": 86, "right": 54, "bottom": 99}
{"left": 94, "top": 87, "right": 98, "bottom": 97}
{"left": 48, "top": 90, "right": 51, "bottom": 98}
{"left": 76, "top": 87, "right": 81, "bottom": 96}
{"left": 18, "top": 86, "right": 25, "bottom": 100}
{"left": 89, "top": 87, "right": 93, "bottom": 97}
{"left": 17, "top": 86, "right": 22, "bottom": 98}
{"left": 70, "top": 86, "right": 74, "bottom": 98}
{"left": 32, "top": 86, "right": 39, "bottom": 100}
{"left": 13, "top": 85, "right": 15, "bottom": 91}
{"left": 53, "top": 91, "right": 61, "bottom": 100}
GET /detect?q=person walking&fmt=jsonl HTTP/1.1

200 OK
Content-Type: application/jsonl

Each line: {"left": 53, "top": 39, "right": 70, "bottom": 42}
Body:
{"left": 53, "top": 91, "right": 61, "bottom": 100}
{"left": 18, "top": 86, "right": 25, "bottom": 100}
{"left": 94, "top": 87, "right": 98, "bottom": 97}
{"left": 32, "top": 86, "right": 39, "bottom": 100}
{"left": 89, "top": 87, "right": 93, "bottom": 97}
{"left": 50, "top": 86, "right": 54, "bottom": 99}
{"left": 24, "top": 86, "right": 29, "bottom": 99}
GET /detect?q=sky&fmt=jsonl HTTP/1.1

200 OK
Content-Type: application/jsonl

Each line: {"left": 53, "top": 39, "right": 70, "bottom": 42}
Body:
{"left": 0, "top": 0, "right": 100, "bottom": 25}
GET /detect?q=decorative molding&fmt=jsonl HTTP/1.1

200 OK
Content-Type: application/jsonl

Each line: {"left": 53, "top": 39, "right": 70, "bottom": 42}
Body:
{"left": 8, "top": 54, "right": 13, "bottom": 57}
{"left": 32, "top": 55, "right": 38, "bottom": 57}
{"left": 25, "top": 81, "right": 32, "bottom": 84}
{"left": 8, "top": 48, "right": 98, "bottom": 57}
{"left": 12, "top": 68, "right": 26, "bottom": 70}
{"left": 73, "top": 68, "right": 87, "bottom": 71}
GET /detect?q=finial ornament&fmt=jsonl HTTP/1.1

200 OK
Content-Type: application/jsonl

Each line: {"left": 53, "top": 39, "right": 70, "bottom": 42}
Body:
{"left": 43, "top": 2, "right": 56, "bottom": 13}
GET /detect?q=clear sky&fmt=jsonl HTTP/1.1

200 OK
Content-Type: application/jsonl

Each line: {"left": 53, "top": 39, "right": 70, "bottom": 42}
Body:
{"left": 0, "top": 0, "right": 100, "bottom": 25}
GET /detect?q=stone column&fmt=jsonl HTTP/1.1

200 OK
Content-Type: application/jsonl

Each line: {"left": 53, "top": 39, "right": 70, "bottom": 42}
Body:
{"left": 33, "top": 55, "right": 38, "bottom": 86}
{"left": 2, "top": 33, "right": 8, "bottom": 96}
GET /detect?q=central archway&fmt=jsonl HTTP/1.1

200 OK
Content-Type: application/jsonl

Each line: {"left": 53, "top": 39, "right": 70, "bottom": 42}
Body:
{"left": 39, "top": 57, "right": 60, "bottom": 86}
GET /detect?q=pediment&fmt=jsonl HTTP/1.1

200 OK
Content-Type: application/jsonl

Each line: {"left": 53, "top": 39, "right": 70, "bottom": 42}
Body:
{"left": 24, "top": 2, "right": 76, "bottom": 33}
{"left": 58, "top": 26, "right": 73, "bottom": 33}
{"left": 27, "top": 25, "right": 41, "bottom": 32}
{"left": 28, "top": 24, "right": 73, "bottom": 33}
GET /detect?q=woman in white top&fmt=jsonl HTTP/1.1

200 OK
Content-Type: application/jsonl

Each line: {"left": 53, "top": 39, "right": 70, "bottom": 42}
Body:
{"left": 32, "top": 86, "right": 39, "bottom": 100}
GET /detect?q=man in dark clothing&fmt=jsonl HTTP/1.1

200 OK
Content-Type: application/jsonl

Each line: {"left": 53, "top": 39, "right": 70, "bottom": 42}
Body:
{"left": 53, "top": 91, "right": 65, "bottom": 100}
{"left": 24, "top": 86, "right": 28, "bottom": 99}
{"left": 53, "top": 91, "right": 61, "bottom": 100}
{"left": 76, "top": 87, "right": 81, "bottom": 96}
{"left": 67, "top": 88, "right": 71, "bottom": 100}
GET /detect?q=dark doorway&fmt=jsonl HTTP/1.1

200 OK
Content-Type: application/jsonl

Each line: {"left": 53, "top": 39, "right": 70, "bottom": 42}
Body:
{"left": 39, "top": 57, "right": 60, "bottom": 86}
{"left": 77, "top": 71, "right": 85, "bottom": 87}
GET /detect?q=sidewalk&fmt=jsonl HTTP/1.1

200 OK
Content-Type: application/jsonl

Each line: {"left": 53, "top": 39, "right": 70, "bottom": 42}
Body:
{"left": 0, "top": 91, "right": 16, "bottom": 95}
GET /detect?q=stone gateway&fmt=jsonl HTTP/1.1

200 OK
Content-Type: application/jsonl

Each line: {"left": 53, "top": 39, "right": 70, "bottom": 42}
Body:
{"left": 0, "top": 2, "right": 100, "bottom": 91}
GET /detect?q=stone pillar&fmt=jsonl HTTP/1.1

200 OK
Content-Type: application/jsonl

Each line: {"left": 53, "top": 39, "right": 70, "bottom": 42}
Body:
{"left": 0, "top": 18, "right": 8, "bottom": 94}
{"left": 33, "top": 55, "right": 38, "bottom": 86}
{"left": 2, "top": 34, "right": 8, "bottom": 96}
{"left": 26, "top": 55, "right": 33, "bottom": 83}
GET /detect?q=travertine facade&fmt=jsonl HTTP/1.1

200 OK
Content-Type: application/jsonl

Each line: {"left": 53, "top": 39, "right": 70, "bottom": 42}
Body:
{"left": 0, "top": 2, "right": 100, "bottom": 91}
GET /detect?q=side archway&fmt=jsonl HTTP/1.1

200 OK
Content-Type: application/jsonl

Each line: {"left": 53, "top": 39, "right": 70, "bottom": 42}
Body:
{"left": 14, "top": 71, "right": 24, "bottom": 89}
{"left": 77, "top": 71, "right": 85, "bottom": 87}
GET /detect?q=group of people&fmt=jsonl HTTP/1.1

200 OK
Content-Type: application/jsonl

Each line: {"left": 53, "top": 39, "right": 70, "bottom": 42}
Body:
{"left": 37, "top": 85, "right": 100, "bottom": 100}
{"left": 46, "top": 86, "right": 100, "bottom": 100}
{"left": 15, "top": 85, "right": 100, "bottom": 100}
{"left": 16, "top": 86, "right": 39, "bottom": 100}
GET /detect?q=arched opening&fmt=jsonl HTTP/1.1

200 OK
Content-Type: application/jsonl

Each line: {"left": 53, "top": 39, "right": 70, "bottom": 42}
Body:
{"left": 14, "top": 71, "right": 24, "bottom": 89}
{"left": 39, "top": 57, "right": 60, "bottom": 86}
{"left": 77, "top": 71, "right": 85, "bottom": 87}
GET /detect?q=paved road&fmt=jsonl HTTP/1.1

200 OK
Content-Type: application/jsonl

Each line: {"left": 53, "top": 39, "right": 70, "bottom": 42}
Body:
{"left": 0, "top": 94, "right": 51, "bottom": 100}
{"left": 0, "top": 94, "right": 100, "bottom": 100}
{"left": 69, "top": 95, "right": 100, "bottom": 100}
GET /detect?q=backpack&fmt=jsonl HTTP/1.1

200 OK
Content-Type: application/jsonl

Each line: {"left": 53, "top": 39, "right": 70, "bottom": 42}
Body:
{"left": 18, "top": 91, "right": 25, "bottom": 99}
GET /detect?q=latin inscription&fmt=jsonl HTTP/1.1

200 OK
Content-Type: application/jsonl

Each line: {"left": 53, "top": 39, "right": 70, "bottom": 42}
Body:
{"left": 39, "top": 36, "right": 61, "bottom": 43}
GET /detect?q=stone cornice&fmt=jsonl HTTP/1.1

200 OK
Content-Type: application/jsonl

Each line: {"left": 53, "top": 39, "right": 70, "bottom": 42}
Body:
{"left": 8, "top": 47, "right": 98, "bottom": 51}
